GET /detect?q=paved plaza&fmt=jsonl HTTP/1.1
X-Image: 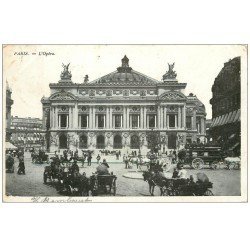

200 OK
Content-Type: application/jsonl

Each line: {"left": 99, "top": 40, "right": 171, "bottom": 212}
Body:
{"left": 5, "top": 153, "right": 241, "bottom": 197}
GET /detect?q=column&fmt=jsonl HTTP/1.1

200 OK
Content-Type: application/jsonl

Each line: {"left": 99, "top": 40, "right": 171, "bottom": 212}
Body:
{"left": 87, "top": 115, "right": 89, "bottom": 128}
{"left": 89, "top": 107, "right": 92, "bottom": 128}
{"left": 140, "top": 106, "right": 143, "bottom": 129}
{"left": 161, "top": 106, "right": 164, "bottom": 129}
{"left": 183, "top": 105, "right": 186, "bottom": 129}
{"left": 123, "top": 107, "right": 126, "bottom": 129}
{"left": 58, "top": 114, "right": 61, "bottom": 128}
{"left": 69, "top": 107, "right": 72, "bottom": 128}
{"left": 175, "top": 115, "right": 177, "bottom": 129}
{"left": 167, "top": 115, "right": 169, "bottom": 129}
{"left": 178, "top": 106, "right": 181, "bottom": 129}
{"left": 92, "top": 106, "right": 96, "bottom": 129}
{"left": 163, "top": 106, "right": 166, "bottom": 129}
{"left": 127, "top": 107, "right": 130, "bottom": 128}
{"left": 50, "top": 107, "right": 53, "bottom": 129}
{"left": 109, "top": 107, "right": 112, "bottom": 129}
{"left": 157, "top": 106, "right": 160, "bottom": 129}
{"left": 201, "top": 117, "right": 205, "bottom": 134}
{"left": 66, "top": 115, "right": 69, "bottom": 128}
{"left": 143, "top": 107, "right": 147, "bottom": 129}
{"left": 192, "top": 109, "right": 196, "bottom": 130}
{"left": 106, "top": 107, "right": 109, "bottom": 129}
{"left": 104, "top": 115, "right": 106, "bottom": 128}
{"left": 79, "top": 114, "right": 81, "bottom": 128}
{"left": 42, "top": 108, "right": 46, "bottom": 129}
{"left": 74, "top": 104, "right": 78, "bottom": 129}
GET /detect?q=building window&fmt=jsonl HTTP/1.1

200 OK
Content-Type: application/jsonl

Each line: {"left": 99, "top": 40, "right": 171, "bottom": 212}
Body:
{"left": 97, "top": 114, "right": 105, "bottom": 128}
{"left": 79, "top": 134, "right": 88, "bottom": 148}
{"left": 96, "top": 134, "right": 105, "bottom": 149}
{"left": 169, "top": 114, "right": 175, "bottom": 128}
{"left": 79, "top": 115, "right": 88, "bottom": 128}
{"left": 130, "top": 114, "right": 140, "bottom": 128}
{"left": 59, "top": 114, "right": 68, "bottom": 128}
{"left": 148, "top": 115, "right": 156, "bottom": 128}
{"left": 186, "top": 116, "right": 192, "bottom": 129}
{"left": 114, "top": 115, "right": 122, "bottom": 128}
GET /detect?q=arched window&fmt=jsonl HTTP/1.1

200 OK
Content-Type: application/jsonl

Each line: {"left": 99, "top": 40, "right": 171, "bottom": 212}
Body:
{"left": 59, "top": 133, "right": 67, "bottom": 149}
{"left": 96, "top": 135, "right": 105, "bottom": 149}
{"left": 79, "top": 134, "right": 88, "bottom": 148}
{"left": 114, "top": 134, "right": 122, "bottom": 149}
{"left": 131, "top": 134, "right": 140, "bottom": 149}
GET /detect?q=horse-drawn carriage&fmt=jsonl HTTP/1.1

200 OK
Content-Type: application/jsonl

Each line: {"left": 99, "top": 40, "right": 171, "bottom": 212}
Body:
{"left": 90, "top": 174, "right": 117, "bottom": 196}
{"left": 183, "top": 145, "right": 224, "bottom": 169}
{"left": 163, "top": 178, "right": 213, "bottom": 196}
{"left": 143, "top": 171, "right": 213, "bottom": 196}
{"left": 43, "top": 162, "right": 117, "bottom": 196}
{"left": 32, "top": 151, "right": 49, "bottom": 164}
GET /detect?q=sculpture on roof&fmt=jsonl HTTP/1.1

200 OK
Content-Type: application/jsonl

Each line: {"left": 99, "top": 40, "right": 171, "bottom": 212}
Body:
{"left": 84, "top": 74, "right": 89, "bottom": 83}
{"left": 162, "top": 62, "right": 177, "bottom": 81}
{"left": 60, "top": 63, "right": 72, "bottom": 80}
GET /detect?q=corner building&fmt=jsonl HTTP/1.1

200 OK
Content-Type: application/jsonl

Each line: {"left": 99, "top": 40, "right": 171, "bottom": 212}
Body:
{"left": 41, "top": 56, "right": 206, "bottom": 154}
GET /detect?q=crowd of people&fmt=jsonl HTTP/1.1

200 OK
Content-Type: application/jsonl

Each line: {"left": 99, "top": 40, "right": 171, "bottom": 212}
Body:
{"left": 5, "top": 148, "right": 26, "bottom": 174}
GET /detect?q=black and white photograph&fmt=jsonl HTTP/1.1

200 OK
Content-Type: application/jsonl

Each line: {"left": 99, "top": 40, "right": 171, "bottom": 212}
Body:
{"left": 2, "top": 44, "right": 247, "bottom": 202}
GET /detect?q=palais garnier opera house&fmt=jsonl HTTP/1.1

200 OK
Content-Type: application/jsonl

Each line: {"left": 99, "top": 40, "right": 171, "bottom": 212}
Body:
{"left": 41, "top": 56, "right": 206, "bottom": 154}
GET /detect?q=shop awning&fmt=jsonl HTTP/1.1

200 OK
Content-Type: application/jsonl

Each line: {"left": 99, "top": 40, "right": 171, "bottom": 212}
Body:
{"left": 217, "top": 115, "right": 224, "bottom": 126}
{"left": 5, "top": 141, "right": 17, "bottom": 150}
{"left": 229, "top": 142, "right": 240, "bottom": 150}
{"left": 228, "top": 110, "right": 237, "bottom": 123}
{"left": 229, "top": 134, "right": 236, "bottom": 139}
{"left": 233, "top": 109, "right": 240, "bottom": 123}
{"left": 221, "top": 114, "right": 229, "bottom": 126}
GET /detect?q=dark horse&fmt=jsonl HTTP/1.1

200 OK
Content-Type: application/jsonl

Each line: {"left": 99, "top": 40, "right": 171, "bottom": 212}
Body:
{"left": 142, "top": 171, "right": 170, "bottom": 196}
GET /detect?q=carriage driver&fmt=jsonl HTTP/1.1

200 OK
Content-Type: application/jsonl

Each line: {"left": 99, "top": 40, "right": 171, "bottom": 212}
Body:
{"left": 69, "top": 159, "right": 80, "bottom": 174}
{"left": 176, "top": 162, "right": 187, "bottom": 179}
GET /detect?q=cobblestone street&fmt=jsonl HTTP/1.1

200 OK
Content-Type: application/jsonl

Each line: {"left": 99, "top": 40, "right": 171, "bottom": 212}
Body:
{"left": 5, "top": 153, "right": 241, "bottom": 197}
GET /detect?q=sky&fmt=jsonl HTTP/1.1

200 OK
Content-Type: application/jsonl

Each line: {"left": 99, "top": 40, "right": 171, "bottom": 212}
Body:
{"left": 3, "top": 45, "right": 246, "bottom": 119}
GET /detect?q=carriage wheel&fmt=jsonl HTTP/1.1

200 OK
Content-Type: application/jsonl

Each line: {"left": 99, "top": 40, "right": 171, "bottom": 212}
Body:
{"left": 210, "top": 161, "right": 218, "bottom": 170}
{"left": 43, "top": 173, "right": 48, "bottom": 184}
{"left": 204, "top": 190, "right": 213, "bottom": 196}
{"left": 233, "top": 163, "right": 240, "bottom": 170}
{"left": 228, "top": 163, "right": 235, "bottom": 170}
{"left": 192, "top": 158, "right": 204, "bottom": 169}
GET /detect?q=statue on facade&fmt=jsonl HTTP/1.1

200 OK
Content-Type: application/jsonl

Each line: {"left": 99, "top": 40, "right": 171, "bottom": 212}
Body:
{"left": 60, "top": 63, "right": 72, "bottom": 80}
{"left": 162, "top": 62, "right": 177, "bottom": 81}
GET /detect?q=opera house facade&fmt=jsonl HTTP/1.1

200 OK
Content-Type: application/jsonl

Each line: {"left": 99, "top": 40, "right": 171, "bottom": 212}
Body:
{"left": 41, "top": 56, "right": 206, "bottom": 154}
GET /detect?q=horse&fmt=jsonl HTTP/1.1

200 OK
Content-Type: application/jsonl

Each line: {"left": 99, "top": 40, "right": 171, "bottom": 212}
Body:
{"left": 142, "top": 171, "right": 170, "bottom": 196}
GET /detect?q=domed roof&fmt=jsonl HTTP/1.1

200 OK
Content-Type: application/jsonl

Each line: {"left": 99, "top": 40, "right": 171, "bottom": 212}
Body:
{"left": 87, "top": 56, "right": 160, "bottom": 86}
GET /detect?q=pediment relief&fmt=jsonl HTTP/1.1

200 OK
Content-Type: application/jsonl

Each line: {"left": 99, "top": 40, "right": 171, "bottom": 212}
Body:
{"left": 49, "top": 91, "right": 77, "bottom": 101}
{"left": 159, "top": 91, "right": 186, "bottom": 101}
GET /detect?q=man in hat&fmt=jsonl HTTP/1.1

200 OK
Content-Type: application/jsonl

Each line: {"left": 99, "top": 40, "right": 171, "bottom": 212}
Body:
{"left": 71, "top": 159, "right": 79, "bottom": 173}
{"left": 177, "top": 162, "right": 187, "bottom": 179}
{"left": 96, "top": 159, "right": 110, "bottom": 175}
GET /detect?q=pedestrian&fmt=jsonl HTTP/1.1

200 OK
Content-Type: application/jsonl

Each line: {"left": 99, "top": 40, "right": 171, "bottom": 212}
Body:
{"left": 17, "top": 154, "right": 25, "bottom": 175}
{"left": 87, "top": 153, "right": 92, "bottom": 166}
{"left": 123, "top": 154, "right": 126, "bottom": 162}
{"left": 124, "top": 156, "right": 129, "bottom": 169}
{"left": 96, "top": 154, "right": 101, "bottom": 164}
{"left": 116, "top": 151, "right": 119, "bottom": 160}
{"left": 81, "top": 154, "right": 86, "bottom": 167}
